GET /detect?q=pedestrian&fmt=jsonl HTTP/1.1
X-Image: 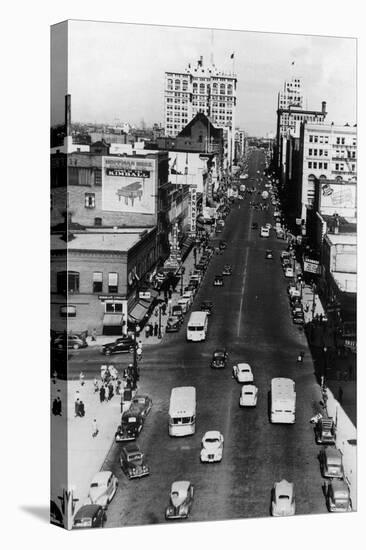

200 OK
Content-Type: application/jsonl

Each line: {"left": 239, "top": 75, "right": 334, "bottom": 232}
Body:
{"left": 145, "top": 324, "right": 151, "bottom": 338}
{"left": 79, "top": 371, "right": 85, "bottom": 386}
{"left": 75, "top": 398, "right": 80, "bottom": 417}
{"left": 162, "top": 303, "right": 167, "bottom": 316}
{"left": 56, "top": 396, "right": 62, "bottom": 416}
{"left": 93, "top": 377, "right": 99, "bottom": 393}
{"left": 136, "top": 347, "right": 142, "bottom": 361}
{"left": 108, "top": 383, "right": 114, "bottom": 401}
{"left": 338, "top": 386, "right": 343, "bottom": 404}
{"left": 104, "top": 383, "right": 109, "bottom": 401}
{"left": 52, "top": 398, "right": 58, "bottom": 416}
{"left": 78, "top": 400, "right": 85, "bottom": 417}
{"left": 168, "top": 289, "right": 172, "bottom": 300}
{"left": 92, "top": 419, "right": 99, "bottom": 438}
{"left": 116, "top": 378, "right": 122, "bottom": 395}
{"left": 52, "top": 370, "right": 58, "bottom": 384}
{"left": 99, "top": 385, "right": 105, "bottom": 403}
{"left": 154, "top": 322, "right": 158, "bottom": 337}
{"left": 154, "top": 308, "right": 159, "bottom": 318}
{"left": 91, "top": 328, "right": 97, "bottom": 342}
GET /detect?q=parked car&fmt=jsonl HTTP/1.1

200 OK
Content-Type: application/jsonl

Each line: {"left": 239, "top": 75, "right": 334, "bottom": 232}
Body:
{"left": 177, "top": 297, "right": 191, "bottom": 313}
{"left": 172, "top": 305, "right": 184, "bottom": 320}
{"left": 265, "top": 249, "right": 273, "bottom": 259}
{"left": 73, "top": 505, "right": 106, "bottom": 529}
{"left": 219, "top": 240, "right": 227, "bottom": 250}
{"left": 260, "top": 226, "right": 270, "bottom": 238}
{"left": 222, "top": 264, "right": 233, "bottom": 276}
{"left": 284, "top": 267, "right": 294, "bottom": 278}
{"left": 325, "top": 480, "right": 352, "bottom": 512}
{"left": 188, "top": 279, "right": 199, "bottom": 289}
{"left": 292, "top": 311, "right": 305, "bottom": 325}
{"left": 166, "top": 316, "right": 181, "bottom": 333}
{"left": 200, "top": 300, "right": 213, "bottom": 315}
{"left": 85, "top": 471, "right": 118, "bottom": 508}
{"left": 315, "top": 417, "right": 336, "bottom": 445}
{"left": 129, "top": 394, "right": 152, "bottom": 418}
{"left": 115, "top": 411, "right": 144, "bottom": 442}
{"left": 120, "top": 442, "right": 150, "bottom": 479}
{"left": 271, "top": 480, "right": 296, "bottom": 517}
{"left": 281, "top": 250, "right": 291, "bottom": 260}
{"left": 319, "top": 447, "right": 344, "bottom": 479}
{"left": 211, "top": 349, "right": 228, "bottom": 369}
{"left": 54, "top": 334, "right": 88, "bottom": 350}
{"left": 213, "top": 275, "right": 224, "bottom": 287}
{"left": 165, "top": 481, "right": 194, "bottom": 520}
{"left": 239, "top": 384, "right": 258, "bottom": 407}
{"left": 200, "top": 431, "right": 224, "bottom": 463}
{"left": 102, "top": 337, "right": 135, "bottom": 356}
{"left": 182, "top": 290, "right": 195, "bottom": 305}
{"left": 232, "top": 363, "right": 253, "bottom": 383}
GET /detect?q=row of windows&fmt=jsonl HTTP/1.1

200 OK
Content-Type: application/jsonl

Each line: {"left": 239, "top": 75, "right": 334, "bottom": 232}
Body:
{"left": 308, "top": 162, "right": 328, "bottom": 169}
{"left": 308, "top": 149, "right": 328, "bottom": 157}
{"left": 57, "top": 271, "right": 119, "bottom": 294}
{"left": 334, "top": 163, "right": 356, "bottom": 171}
{"left": 309, "top": 135, "right": 329, "bottom": 144}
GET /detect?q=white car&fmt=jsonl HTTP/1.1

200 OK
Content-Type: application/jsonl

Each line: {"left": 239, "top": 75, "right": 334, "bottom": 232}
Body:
{"left": 177, "top": 297, "right": 191, "bottom": 313}
{"left": 239, "top": 384, "right": 258, "bottom": 407}
{"left": 285, "top": 267, "right": 294, "bottom": 278}
{"left": 232, "top": 363, "right": 254, "bottom": 383}
{"left": 182, "top": 291, "right": 194, "bottom": 305}
{"left": 200, "top": 431, "right": 224, "bottom": 463}
{"left": 274, "top": 210, "right": 281, "bottom": 218}
{"left": 260, "top": 226, "right": 270, "bottom": 238}
{"left": 85, "top": 471, "right": 118, "bottom": 509}
{"left": 271, "top": 480, "right": 296, "bottom": 517}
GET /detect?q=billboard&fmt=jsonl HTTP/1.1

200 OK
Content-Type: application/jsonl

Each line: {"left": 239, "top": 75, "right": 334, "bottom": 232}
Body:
{"left": 102, "top": 156, "right": 156, "bottom": 213}
{"left": 320, "top": 182, "right": 356, "bottom": 216}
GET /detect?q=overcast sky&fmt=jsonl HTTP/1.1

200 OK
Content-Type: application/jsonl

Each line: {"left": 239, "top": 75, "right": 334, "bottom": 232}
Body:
{"left": 51, "top": 20, "right": 357, "bottom": 136}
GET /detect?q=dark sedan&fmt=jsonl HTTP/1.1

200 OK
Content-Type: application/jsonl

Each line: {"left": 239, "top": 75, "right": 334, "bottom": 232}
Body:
{"left": 120, "top": 443, "right": 150, "bottom": 479}
{"left": 102, "top": 337, "right": 135, "bottom": 356}
{"left": 200, "top": 300, "right": 213, "bottom": 315}
{"left": 129, "top": 394, "right": 152, "bottom": 418}
{"left": 73, "top": 505, "right": 106, "bottom": 529}
{"left": 210, "top": 349, "right": 228, "bottom": 369}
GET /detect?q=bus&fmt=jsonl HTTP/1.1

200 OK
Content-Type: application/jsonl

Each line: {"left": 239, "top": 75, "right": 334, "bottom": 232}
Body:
{"left": 168, "top": 386, "right": 196, "bottom": 436}
{"left": 186, "top": 311, "right": 208, "bottom": 342}
{"left": 270, "top": 378, "right": 296, "bottom": 424}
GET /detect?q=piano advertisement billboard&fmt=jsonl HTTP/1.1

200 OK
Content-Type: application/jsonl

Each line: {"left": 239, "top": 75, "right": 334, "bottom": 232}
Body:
{"left": 102, "top": 156, "right": 156, "bottom": 213}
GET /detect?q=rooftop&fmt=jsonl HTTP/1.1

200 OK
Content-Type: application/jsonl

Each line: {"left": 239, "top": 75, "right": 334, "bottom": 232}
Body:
{"left": 325, "top": 232, "right": 357, "bottom": 246}
{"left": 51, "top": 228, "right": 154, "bottom": 253}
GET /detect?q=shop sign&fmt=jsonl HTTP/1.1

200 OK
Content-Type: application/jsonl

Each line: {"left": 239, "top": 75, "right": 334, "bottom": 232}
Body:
{"left": 98, "top": 295, "right": 126, "bottom": 301}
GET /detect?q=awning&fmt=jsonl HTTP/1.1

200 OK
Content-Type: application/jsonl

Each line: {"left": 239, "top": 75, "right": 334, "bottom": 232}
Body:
{"left": 103, "top": 314, "right": 123, "bottom": 326}
{"left": 129, "top": 301, "right": 149, "bottom": 322}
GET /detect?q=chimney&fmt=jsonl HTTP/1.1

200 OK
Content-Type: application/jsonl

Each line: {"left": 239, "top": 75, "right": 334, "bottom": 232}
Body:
{"left": 321, "top": 101, "right": 326, "bottom": 115}
{"left": 65, "top": 94, "right": 71, "bottom": 137}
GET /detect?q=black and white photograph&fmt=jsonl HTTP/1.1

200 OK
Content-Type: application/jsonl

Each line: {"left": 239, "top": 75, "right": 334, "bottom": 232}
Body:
{"left": 3, "top": 2, "right": 363, "bottom": 548}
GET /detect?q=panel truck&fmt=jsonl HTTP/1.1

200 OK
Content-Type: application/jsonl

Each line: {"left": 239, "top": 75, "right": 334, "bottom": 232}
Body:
{"left": 169, "top": 386, "right": 196, "bottom": 436}
{"left": 270, "top": 378, "right": 296, "bottom": 424}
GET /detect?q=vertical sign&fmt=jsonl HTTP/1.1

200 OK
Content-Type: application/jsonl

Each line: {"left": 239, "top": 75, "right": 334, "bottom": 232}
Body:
{"left": 190, "top": 185, "right": 197, "bottom": 236}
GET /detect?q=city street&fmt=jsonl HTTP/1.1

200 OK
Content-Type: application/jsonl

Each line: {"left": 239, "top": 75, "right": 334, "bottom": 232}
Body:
{"left": 68, "top": 149, "right": 328, "bottom": 525}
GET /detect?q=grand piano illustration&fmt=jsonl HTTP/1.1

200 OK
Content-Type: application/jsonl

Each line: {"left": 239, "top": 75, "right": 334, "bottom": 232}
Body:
{"left": 116, "top": 181, "right": 144, "bottom": 207}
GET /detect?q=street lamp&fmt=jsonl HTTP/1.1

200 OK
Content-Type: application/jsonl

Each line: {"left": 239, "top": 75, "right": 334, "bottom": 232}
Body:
{"left": 158, "top": 304, "right": 162, "bottom": 339}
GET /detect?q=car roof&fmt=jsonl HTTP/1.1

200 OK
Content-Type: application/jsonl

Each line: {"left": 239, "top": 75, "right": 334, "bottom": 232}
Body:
{"left": 242, "top": 384, "right": 256, "bottom": 392}
{"left": 330, "top": 480, "right": 349, "bottom": 495}
{"left": 275, "top": 479, "right": 293, "bottom": 494}
{"left": 171, "top": 480, "right": 190, "bottom": 493}
{"left": 124, "top": 442, "right": 140, "bottom": 454}
{"left": 133, "top": 394, "right": 148, "bottom": 401}
{"left": 203, "top": 430, "right": 221, "bottom": 439}
{"left": 91, "top": 471, "right": 112, "bottom": 484}
{"left": 214, "top": 349, "right": 226, "bottom": 355}
{"left": 323, "top": 447, "right": 342, "bottom": 459}
{"left": 237, "top": 363, "right": 251, "bottom": 370}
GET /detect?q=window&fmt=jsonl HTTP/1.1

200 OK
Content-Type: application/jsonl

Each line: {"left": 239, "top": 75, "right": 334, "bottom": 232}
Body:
{"left": 319, "top": 149, "right": 323, "bottom": 156}
{"left": 93, "top": 272, "right": 103, "bottom": 293}
{"left": 313, "top": 162, "right": 317, "bottom": 169}
{"left": 351, "top": 164, "right": 355, "bottom": 171}
{"left": 341, "top": 137, "right": 345, "bottom": 145}
{"left": 318, "top": 162, "right": 323, "bottom": 169}
{"left": 105, "top": 302, "right": 123, "bottom": 313}
{"left": 308, "top": 162, "right": 312, "bottom": 169}
{"left": 182, "top": 80, "right": 188, "bottom": 91}
{"left": 336, "top": 137, "right": 341, "bottom": 145}
{"left": 314, "top": 136, "right": 318, "bottom": 143}
{"left": 57, "top": 271, "right": 79, "bottom": 294}
{"left": 324, "top": 163, "right": 328, "bottom": 169}
{"left": 94, "top": 168, "right": 102, "bottom": 186}
{"left": 167, "top": 79, "right": 173, "bottom": 90}
{"left": 309, "top": 135, "right": 313, "bottom": 143}
{"left": 85, "top": 193, "right": 95, "bottom": 208}
{"left": 108, "top": 272, "right": 118, "bottom": 293}
{"left": 60, "top": 305, "right": 76, "bottom": 318}
{"left": 313, "top": 149, "right": 317, "bottom": 156}
{"left": 94, "top": 217, "right": 102, "bottom": 226}
{"left": 335, "top": 163, "right": 339, "bottom": 170}
{"left": 309, "top": 149, "right": 313, "bottom": 156}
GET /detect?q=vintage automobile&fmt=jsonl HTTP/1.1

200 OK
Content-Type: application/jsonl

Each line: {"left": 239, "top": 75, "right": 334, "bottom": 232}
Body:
{"left": 326, "top": 480, "right": 352, "bottom": 512}
{"left": 115, "top": 411, "right": 144, "bottom": 442}
{"left": 200, "top": 431, "right": 224, "bottom": 463}
{"left": 232, "top": 362, "right": 254, "bottom": 383}
{"left": 239, "top": 384, "right": 258, "bottom": 407}
{"left": 265, "top": 249, "right": 273, "bottom": 259}
{"left": 284, "top": 267, "right": 294, "bottom": 278}
{"left": 119, "top": 442, "right": 150, "bottom": 479}
{"left": 293, "top": 311, "right": 305, "bottom": 325}
{"left": 54, "top": 333, "right": 88, "bottom": 351}
{"left": 166, "top": 316, "right": 181, "bottom": 333}
{"left": 188, "top": 278, "right": 199, "bottom": 289}
{"left": 102, "top": 337, "right": 135, "bottom": 356}
{"left": 200, "top": 300, "right": 213, "bottom": 315}
{"left": 85, "top": 471, "right": 118, "bottom": 508}
{"left": 281, "top": 250, "right": 291, "bottom": 260}
{"left": 271, "top": 479, "right": 296, "bottom": 517}
{"left": 213, "top": 275, "right": 224, "bottom": 287}
{"left": 165, "top": 481, "right": 194, "bottom": 520}
{"left": 319, "top": 447, "right": 344, "bottom": 479}
{"left": 129, "top": 394, "right": 152, "bottom": 418}
{"left": 260, "top": 226, "right": 270, "bottom": 238}
{"left": 315, "top": 417, "right": 336, "bottom": 445}
{"left": 177, "top": 297, "right": 191, "bottom": 313}
{"left": 182, "top": 290, "right": 195, "bottom": 305}
{"left": 211, "top": 349, "right": 228, "bottom": 369}
{"left": 222, "top": 264, "right": 233, "bottom": 276}
{"left": 73, "top": 504, "right": 106, "bottom": 529}
{"left": 172, "top": 305, "right": 184, "bottom": 321}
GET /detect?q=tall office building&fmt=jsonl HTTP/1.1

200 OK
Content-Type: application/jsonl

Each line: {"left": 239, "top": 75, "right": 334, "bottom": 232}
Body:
{"left": 164, "top": 56, "right": 237, "bottom": 139}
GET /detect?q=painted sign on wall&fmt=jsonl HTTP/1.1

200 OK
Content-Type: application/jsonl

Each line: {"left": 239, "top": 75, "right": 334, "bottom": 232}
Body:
{"left": 102, "top": 156, "right": 156, "bottom": 213}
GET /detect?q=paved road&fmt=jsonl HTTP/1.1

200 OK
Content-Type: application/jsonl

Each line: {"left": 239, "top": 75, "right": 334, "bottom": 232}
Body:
{"left": 69, "top": 149, "right": 328, "bottom": 526}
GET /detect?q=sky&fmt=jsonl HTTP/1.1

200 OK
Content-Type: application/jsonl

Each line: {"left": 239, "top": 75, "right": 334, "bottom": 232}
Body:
{"left": 51, "top": 20, "right": 357, "bottom": 136}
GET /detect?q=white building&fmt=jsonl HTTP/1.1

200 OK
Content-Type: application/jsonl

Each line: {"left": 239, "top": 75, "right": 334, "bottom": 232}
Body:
{"left": 164, "top": 56, "right": 237, "bottom": 165}
{"left": 299, "top": 122, "right": 357, "bottom": 221}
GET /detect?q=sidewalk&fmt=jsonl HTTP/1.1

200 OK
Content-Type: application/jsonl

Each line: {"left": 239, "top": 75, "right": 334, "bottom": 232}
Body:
{"left": 87, "top": 244, "right": 205, "bottom": 348}
{"left": 51, "top": 376, "right": 131, "bottom": 517}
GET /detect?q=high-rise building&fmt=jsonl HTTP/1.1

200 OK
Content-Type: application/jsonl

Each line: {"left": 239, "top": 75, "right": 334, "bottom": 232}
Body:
{"left": 278, "top": 76, "right": 304, "bottom": 112}
{"left": 164, "top": 56, "right": 237, "bottom": 140}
